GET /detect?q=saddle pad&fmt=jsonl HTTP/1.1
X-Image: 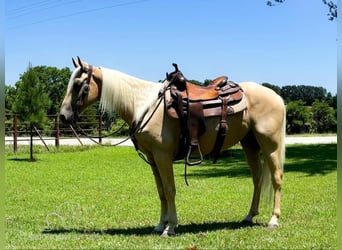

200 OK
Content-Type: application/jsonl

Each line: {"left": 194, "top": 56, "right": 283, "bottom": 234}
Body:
{"left": 165, "top": 89, "right": 247, "bottom": 119}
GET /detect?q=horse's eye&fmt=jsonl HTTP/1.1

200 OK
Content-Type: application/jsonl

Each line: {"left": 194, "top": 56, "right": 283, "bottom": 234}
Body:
{"left": 75, "top": 78, "right": 83, "bottom": 86}
{"left": 83, "top": 85, "right": 89, "bottom": 94}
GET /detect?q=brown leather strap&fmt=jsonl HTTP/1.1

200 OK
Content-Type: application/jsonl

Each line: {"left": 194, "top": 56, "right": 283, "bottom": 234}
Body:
{"left": 210, "top": 96, "right": 228, "bottom": 163}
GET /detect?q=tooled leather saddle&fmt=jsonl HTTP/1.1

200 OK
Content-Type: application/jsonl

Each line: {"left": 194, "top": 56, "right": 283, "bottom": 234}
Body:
{"left": 160, "top": 63, "right": 247, "bottom": 166}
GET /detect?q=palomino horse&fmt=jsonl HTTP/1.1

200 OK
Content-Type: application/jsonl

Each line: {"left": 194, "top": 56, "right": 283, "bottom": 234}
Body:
{"left": 60, "top": 57, "right": 285, "bottom": 237}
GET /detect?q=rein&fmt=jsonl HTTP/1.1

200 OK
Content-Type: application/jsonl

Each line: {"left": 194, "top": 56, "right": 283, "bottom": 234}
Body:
{"left": 73, "top": 122, "right": 131, "bottom": 147}
{"left": 129, "top": 95, "right": 164, "bottom": 164}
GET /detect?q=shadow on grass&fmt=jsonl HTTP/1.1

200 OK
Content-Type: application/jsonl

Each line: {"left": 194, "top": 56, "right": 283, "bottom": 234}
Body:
{"left": 179, "top": 144, "right": 336, "bottom": 179}
{"left": 7, "top": 158, "right": 38, "bottom": 162}
{"left": 283, "top": 144, "right": 336, "bottom": 176}
{"left": 42, "top": 220, "right": 262, "bottom": 236}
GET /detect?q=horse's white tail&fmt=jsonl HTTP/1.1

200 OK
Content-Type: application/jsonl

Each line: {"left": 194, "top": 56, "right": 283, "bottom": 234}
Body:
{"left": 261, "top": 108, "right": 286, "bottom": 204}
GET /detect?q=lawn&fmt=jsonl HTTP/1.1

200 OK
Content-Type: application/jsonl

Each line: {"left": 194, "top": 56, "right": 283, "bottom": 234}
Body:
{"left": 5, "top": 144, "right": 336, "bottom": 249}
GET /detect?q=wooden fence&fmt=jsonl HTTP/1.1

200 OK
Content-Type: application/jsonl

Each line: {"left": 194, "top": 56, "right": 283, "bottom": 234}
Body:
{"left": 5, "top": 114, "right": 103, "bottom": 152}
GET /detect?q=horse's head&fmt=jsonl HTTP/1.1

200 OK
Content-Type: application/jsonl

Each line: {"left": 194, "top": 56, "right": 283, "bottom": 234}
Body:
{"left": 59, "top": 57, "right": 102, "bottom": 124}
{"left": 165, "top": 63, "right": 187, "bottom": 91}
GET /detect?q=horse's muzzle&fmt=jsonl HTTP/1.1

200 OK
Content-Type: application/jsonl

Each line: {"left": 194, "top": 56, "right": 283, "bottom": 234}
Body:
{"left": 59, "top": 113, "right": 70, "bottom": 124}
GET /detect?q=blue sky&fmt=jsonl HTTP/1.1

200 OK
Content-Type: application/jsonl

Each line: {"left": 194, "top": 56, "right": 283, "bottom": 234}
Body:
{"left": 5, "top": 0, "right": 337, "bottom": 94}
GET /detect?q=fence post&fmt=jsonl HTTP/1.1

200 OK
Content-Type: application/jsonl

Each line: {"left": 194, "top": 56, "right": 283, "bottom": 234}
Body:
{"left": 55, "top": 114, "right": 59, "bottom": 147}
{"left": 98, "top": 114, "right": 102, "bottom": 144}
{"left": 13, "top": 114, "right": 17, "bottom": 152}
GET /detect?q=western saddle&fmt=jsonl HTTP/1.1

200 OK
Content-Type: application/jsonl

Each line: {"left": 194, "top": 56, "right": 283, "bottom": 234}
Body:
{"left": 160, "top": 63, "right": 246, "bottom": 166}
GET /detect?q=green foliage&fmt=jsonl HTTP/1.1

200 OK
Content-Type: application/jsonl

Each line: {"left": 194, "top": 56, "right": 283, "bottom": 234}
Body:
{"left": 286, "top": 99, "right": 337, "bottom": 134}
{"left": 203, "top": 79, "right": 212, "bottom": 86}
{"left": 286, "top": 100, "right": 311, "bottom": 134}
{"left": 7, "top": 66, "right": 71, "bottom": 116}
{"left": 267, "top": 0, "right": 337, "bottom": 21}
{"left": 30, "top": 66, "right": 72, "bottom": 115}
{"left": 262, "top": 82, "right": 281, "bottom": 95}
{"left": 104, "top": 114, "right": 130, "bottom": 136}
{"left": 5, "top": 85, "right": 16, "bottom": 113}
{"left": 311, "top": 100, "right": 336, "bottom": 133}
{"left": 281, "top": 85, "right": 327, "bottom": 106}
{"left": 5, "top": 144, "right": 336, "bottom": 249}
{"left": 188, "top": 79, "right": 204, "bottom": 86}
{"left": 13, "top": 63, "right": 50, "bottom": 129}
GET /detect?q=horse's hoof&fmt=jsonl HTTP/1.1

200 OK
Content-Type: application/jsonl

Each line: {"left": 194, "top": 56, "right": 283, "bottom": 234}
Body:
{"left": 161, "top": 231, "right": 175, "bottom": 237}
{"left": 267, "top": 223, "right": 278, "bottom": 230}
{"left": 151, "top": 229, "right": 163, "bottom": 235}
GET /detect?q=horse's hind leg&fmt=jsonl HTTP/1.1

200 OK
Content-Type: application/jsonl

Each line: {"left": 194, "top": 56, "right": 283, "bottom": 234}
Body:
{"left": 240, "top": 132, "right": 263, "bottom": 224}
{"left": 254, "top": 126, "right": 284, "bottom": 228}
{"left": 263, "top": 146, "right": 284, "bottom": 229}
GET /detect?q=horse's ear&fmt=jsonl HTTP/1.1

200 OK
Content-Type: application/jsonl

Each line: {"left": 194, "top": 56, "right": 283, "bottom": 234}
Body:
{"left": 72, "top": 57, "right": 79, "bottom": 68}
{"left": 77, "top": 56, "right": 84, "bottom": 70}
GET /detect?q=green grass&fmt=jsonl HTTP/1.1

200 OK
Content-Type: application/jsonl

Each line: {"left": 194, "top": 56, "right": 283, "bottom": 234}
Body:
{"left": 6, "top": 144, "right": 336, "bottom": 249}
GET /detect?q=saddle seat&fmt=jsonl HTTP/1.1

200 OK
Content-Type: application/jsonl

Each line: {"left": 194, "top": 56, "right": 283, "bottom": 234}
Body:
{"left": 184, "top": 76, "right": 228, "bottom": 100}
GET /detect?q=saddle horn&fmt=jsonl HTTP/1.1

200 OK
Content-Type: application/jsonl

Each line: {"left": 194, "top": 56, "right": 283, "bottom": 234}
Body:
{"left": 172, "top": 63, "right": 179, "bottom": 72}
{"left": 166, "top": 63, "right": 182, "bottom": 81}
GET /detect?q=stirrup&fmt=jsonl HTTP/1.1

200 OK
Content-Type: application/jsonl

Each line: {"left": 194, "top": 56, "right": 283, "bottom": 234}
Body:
{"left": 186, "top": 144, "right": 203, "bottom": 166}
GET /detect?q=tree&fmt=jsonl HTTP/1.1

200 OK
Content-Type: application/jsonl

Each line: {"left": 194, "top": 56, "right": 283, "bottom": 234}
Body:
{"left": 262, "top": 82, "right": 281, "bottom": 95}
{"left": 13, "top": 63, "right": 50, "bottom": 161}
{"left": 280, "top": 85, "right": 327, "bottom": 105}
{"left": 5, "top": 85, "right": 16, "bottom": 113}
{"left": 322, "top": 0, "right": 337, "bottom": 20}
{"left": 286, "top": 100, "right": 312, "bottom": 134}
{"left": 266, "top": 0, "right": 337, "bottom": 21}
{"left": 311, "top": 100, "right": 336, "bottom": 133}
{"left": 188, "top": 79, "right": 204, "bottom": 86}
{"left": 24, "top": 66, "right": 72, "bottom": 115}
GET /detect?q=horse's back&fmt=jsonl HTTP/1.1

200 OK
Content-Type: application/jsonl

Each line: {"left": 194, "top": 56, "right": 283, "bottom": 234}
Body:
{"left": 239, "top": 82, "right": 285, "bottom": 132}
{"left": 240, "top": 82, "right": 284, "bottom": 111}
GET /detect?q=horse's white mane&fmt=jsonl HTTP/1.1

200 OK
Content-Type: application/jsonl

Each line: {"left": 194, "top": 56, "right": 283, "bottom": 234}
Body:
{"left": 99, "top": 67, "right": 162, "bottom": 122}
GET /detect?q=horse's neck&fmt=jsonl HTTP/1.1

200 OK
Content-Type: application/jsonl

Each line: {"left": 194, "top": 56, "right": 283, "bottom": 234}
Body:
{"left": 99, "top": 67, "right": 161, "bottom": 126}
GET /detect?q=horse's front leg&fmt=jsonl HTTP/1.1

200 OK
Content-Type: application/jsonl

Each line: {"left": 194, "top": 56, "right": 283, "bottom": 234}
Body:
{"left": 150, "top": 163, "right": 168, "bottom": 233}
{"left": 153, "top": 154, "right": 178, "bottom": 237}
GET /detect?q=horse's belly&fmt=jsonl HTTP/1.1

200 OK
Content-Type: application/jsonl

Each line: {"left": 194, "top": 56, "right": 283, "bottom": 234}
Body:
{"left": 199, "top": 111, "right": 249, "bottom": 154}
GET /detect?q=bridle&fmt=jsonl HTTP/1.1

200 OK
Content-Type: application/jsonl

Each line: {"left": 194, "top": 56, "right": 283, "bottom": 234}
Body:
{"left": 70, "top": 64, "right": 133, "bottom": 147}
{"left": 73, "top": 65, "right": 93, "bottom": 123}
